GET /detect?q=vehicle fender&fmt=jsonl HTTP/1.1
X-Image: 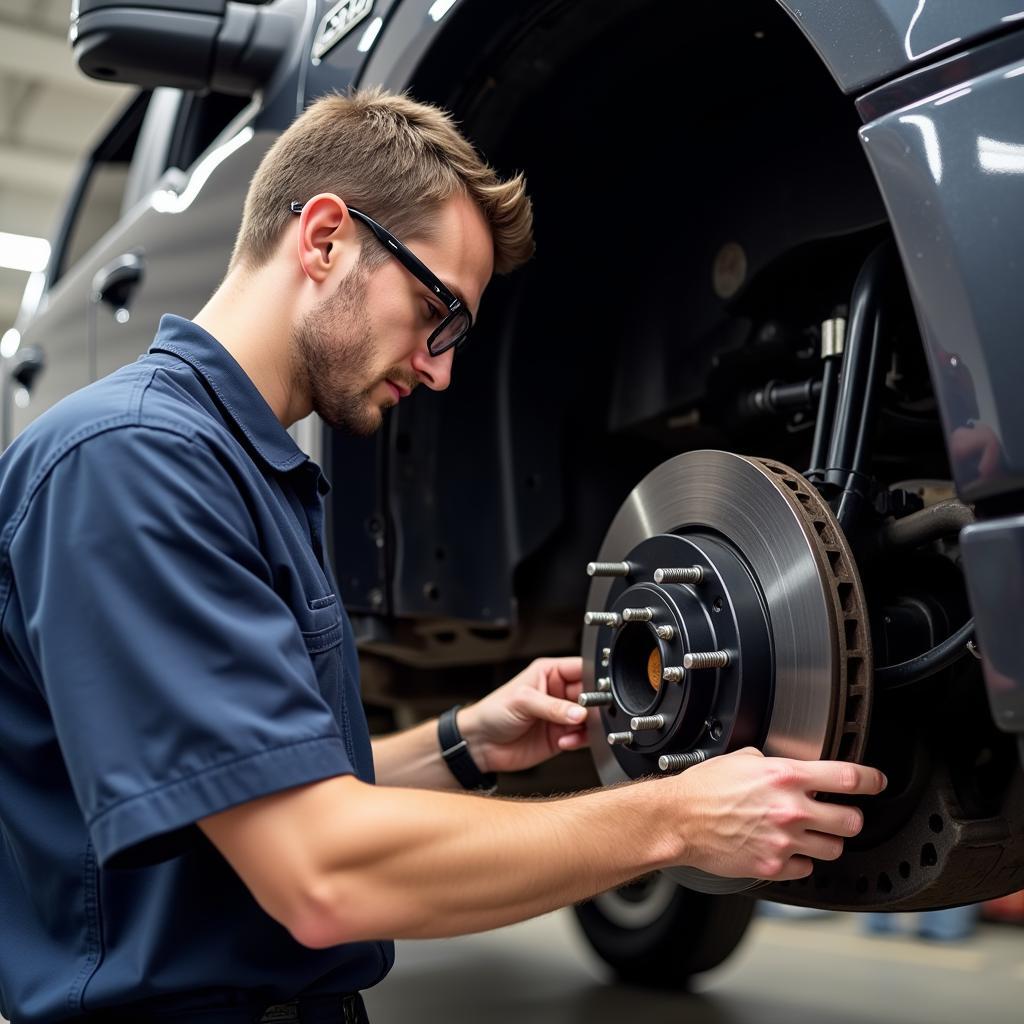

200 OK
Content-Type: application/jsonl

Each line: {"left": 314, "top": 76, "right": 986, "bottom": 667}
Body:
{"left": 775, "top": 0, "right": 1024, "bottom": 93}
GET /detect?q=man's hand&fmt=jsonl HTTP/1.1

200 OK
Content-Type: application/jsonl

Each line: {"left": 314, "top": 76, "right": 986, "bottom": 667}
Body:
{"left": 459, "top": 657, "right": 587, "bottom": 773}
{"left": 665, "top": 746, "right": 887, "bottom": 881}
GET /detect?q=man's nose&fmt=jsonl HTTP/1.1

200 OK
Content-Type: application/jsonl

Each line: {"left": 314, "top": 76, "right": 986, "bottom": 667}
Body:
{"left": 411, "top": 344, "right": 454, "bottom": 391}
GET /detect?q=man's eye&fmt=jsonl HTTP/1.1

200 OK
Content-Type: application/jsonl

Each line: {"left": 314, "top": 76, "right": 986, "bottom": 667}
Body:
{"left": 424, "top": 302, "right": 442, "bottom": 321}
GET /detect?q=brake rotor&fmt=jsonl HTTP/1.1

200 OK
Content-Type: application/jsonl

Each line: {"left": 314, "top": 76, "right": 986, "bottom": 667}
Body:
{"left": 581, "top": 450, "right": 872, "bottom": 894}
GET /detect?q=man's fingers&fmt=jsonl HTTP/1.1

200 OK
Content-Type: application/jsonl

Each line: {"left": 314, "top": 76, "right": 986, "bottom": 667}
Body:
{"left": 773, "top": 856, "right": 815, "bottom": 882}
{"left": 558, "top": 731, "right": 589, "bottom": 750}
{"left": 520, "top": 687, "right": 586, "bottom": 725}
{"left": 801, "top": 761, "right": 887, "bottom": 796}
{"left": 546, "top": 656, "right": 583, "bottom": 688}
{"left": 807, "top": 800, "right": 865, "bottom": 839}
{"left": 796, "top": 830, "right": 845, "bottom": 863}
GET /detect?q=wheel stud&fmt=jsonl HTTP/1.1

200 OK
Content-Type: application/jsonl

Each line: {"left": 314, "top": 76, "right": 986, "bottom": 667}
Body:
{"left": 622, "top": 606, "right": 654, "bottom": 622}
{"left": 596, "top": 676, "right": 612, "bottom": 692}
{"left": 662, "top": 666, "right": 685, "bottom": 683}
{"left": 629, "top": 714, "right": 665, "bottom": 731}
{"left": 654, "top": 566, "right": 704, "bottom": 584}
{"left": 607, "top": 731, "right": 634, "bottom": 747}
{"left": 584, "top": 611, "right": 621, "bottom": 627}
{"left": 655, "top": 625, "right": 675, "bottom": 640}
{"left": 578, "top": 691, "right": 614, "bottom": 708}
{"left": 682, "top": 651, "right": 730, "bottom": 670}
{"left": 587, "top": 561, "right": 631, "bottom": 577}
{"left": 658, "top": 750, "right": 709, "bottom": 772}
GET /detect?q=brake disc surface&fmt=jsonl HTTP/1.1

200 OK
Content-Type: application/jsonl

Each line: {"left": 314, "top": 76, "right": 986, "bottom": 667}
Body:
{"left": 582, "top": 451, "right": 872, "bottom": 893}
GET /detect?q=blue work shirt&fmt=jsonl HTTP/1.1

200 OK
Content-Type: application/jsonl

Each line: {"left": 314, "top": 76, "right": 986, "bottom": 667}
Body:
{"left": 0, "top": 315, "right": 394, "bottom": 1022}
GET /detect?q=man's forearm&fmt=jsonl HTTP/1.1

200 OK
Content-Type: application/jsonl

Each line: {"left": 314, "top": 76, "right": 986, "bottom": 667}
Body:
{"left": 203, "top": 749, "right": 885, "bottom": 950}
{"left": 294, "top": 773, "right": 681, "bottom": 946}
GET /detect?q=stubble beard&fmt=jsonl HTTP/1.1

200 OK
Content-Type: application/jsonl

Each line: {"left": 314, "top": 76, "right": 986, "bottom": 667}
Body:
{"left": 292, "top": 264, "right": 398, "bottom": 437}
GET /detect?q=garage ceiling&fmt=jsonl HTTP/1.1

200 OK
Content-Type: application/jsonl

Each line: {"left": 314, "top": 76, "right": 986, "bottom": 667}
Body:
{"left": 0, "top": 0, "right": 132, "bottom": 334}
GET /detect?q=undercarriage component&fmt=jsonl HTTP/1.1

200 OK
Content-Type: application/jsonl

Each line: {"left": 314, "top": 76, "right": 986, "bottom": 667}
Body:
{"left": 820, "top": 243, "right": 894, "bottom": 537}
{"left": 881, "top": 498, "right": 974, "bottom": 549}
{"left": 876, "top": 618, "right": 976, "bottom": 689}
{"left": 581, "top": 449, "right": 872, "bottom": 895}
{"left": 806, "top": 314, "right": 845, "bottom": 482}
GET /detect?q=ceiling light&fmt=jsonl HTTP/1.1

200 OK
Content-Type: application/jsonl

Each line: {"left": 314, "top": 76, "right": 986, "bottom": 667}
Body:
{"left": 0, "top": 232, "right": 50, "bottom": 274}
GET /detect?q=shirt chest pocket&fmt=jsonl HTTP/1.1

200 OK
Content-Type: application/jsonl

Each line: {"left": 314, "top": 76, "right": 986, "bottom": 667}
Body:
{"left": 294, "top": 593, "right": 356, "bottom": 764}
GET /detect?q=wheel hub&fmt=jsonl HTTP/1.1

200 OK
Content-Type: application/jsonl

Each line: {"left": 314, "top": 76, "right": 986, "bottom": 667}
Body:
{"left": 581, "top": 451, "right": 873, "bottom": 894}
{"left": 598, "top": 532, "right": 774, "bottom": 767}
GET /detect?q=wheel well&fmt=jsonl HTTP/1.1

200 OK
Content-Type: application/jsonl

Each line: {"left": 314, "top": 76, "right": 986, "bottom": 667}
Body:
{"left": 371, "top": 0, "right": 893, "bottom": 650}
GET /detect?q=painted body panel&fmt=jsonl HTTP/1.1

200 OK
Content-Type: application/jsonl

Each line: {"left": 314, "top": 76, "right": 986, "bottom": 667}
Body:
{"left": 855, "top": 32, "right": 1024, "bottom": 719}
{"left": 859, "top": 41, "right": 1024, "bottom": 501}
{"left": 777, "top": 0, "right": 1024, "bottom": 92}
{"left": 961, "top": 515, "right": 1024, "bottom": 734}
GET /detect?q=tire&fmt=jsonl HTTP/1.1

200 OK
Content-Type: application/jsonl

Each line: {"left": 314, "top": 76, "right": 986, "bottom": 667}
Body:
{"left": 572, "top": 873, "right": 756, "bottom": 988}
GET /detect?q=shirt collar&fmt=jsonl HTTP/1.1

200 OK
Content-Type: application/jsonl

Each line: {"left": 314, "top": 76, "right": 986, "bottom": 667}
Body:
{"left": 148, "top": 314, "right": 309, "bottom": 473}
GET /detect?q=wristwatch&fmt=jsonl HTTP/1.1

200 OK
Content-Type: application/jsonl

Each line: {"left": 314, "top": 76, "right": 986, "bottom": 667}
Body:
{"left": 438, "top": 705, "right": 498, "bottom": 794}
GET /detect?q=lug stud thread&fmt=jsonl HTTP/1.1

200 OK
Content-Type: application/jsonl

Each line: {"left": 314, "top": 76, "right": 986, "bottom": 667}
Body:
{"left": 654, "top": 566, "right": 704, "bottom": 585}
{"left": 629, "top": 714, "right": 665, "bottom": 731}
{"left": 607, "top": 731, "right": 634, "bottom": 747}
{"left": 658, "top": 750, "right": 709, "bottom": 772}
{"left": 596, "top": 676, "right": 612, "bottom": 692}
{"left": 682, "top": 650, "right": 730, "bottom": 670}
{"left": 662, "top": 666, "right": 685, "bottom": 683}
{"left": 587, "top": 561, "right": 631, "bottom": 577}
{"left": 578, "top": 691, "right": 614, "bottom": 708}
{"left": 655, "top": 625, "right": 675, "bottom": 640}
{"left": 584, "top": 611, "right": 622, "bottom": 627}
{"left": 622, "top": 606, "right": 655, "bottom": 622}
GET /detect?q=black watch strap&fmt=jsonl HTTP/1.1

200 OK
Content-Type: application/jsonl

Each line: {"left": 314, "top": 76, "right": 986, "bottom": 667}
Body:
{"left": 438, "top": 705, "right": 498, "bottom": 793}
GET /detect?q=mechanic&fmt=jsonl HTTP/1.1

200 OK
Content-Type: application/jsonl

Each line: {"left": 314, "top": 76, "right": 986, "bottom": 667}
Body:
{"left": 0, "top": 89, "right": 886, "bottom": 1024}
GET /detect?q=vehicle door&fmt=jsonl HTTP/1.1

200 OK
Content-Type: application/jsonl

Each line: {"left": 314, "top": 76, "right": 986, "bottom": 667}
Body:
{"left": 4, "top": 85, "right": 263, "bottom": 444}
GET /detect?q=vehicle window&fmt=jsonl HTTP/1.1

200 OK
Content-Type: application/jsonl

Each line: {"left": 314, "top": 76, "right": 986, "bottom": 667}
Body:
{"left": 50, "top": 87, "right": 251, "bottom": 290}
{"left": 52, "top": 92, "right": 151, "bottom": 286}
{"left": 167, "top": 91, "right": 253, "bottom": 171}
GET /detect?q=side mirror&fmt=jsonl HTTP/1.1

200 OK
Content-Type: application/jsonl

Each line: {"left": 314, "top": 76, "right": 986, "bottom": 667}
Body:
{"left": 69, "top": 0, "right": 298, "bottom": 95}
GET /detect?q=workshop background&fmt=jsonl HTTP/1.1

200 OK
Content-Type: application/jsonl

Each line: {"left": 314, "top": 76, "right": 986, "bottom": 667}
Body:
{"left": 1, "top": 2, "right": 1024, "bottom": 1023}
{"left": 0, "top": 0, "right": 130, "bottom": 347}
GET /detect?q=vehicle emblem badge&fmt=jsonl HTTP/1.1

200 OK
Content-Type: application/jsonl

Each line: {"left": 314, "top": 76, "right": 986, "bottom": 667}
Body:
{"left": 312, "top": 0, "right": 375, "bottom": 61}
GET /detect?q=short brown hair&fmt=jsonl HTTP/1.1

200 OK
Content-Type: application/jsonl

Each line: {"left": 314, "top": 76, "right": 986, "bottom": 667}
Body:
{"left": 229, "top": 87, "right": 533, "bottom": 276}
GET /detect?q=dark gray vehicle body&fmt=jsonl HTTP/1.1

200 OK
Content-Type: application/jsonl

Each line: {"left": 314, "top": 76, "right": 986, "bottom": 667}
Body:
{"left": 4, "top": 3, "right": 1024, "bottom": 922}
{"left": 8, "top": 0, "right": 1022, "bottom": 738}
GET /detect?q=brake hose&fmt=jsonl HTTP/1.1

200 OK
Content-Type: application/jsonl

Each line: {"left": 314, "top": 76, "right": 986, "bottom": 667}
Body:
{"left": 875, "top": 618, "right": 976, "bottom": 690}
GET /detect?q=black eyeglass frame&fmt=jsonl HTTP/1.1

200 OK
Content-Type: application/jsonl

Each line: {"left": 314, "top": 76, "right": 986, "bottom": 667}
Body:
{"left": 289, "top": 200, "right": 472, "bottom": 356}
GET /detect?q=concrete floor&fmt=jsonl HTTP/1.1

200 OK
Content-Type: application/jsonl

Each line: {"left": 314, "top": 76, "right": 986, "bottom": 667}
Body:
{"left": 363, "top": 908, "right": 1024, "bottom": 1024}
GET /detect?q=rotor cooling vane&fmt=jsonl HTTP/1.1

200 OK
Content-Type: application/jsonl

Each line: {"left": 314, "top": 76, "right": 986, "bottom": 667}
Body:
{"left": 580, "top": 450, "right": 873, "bottom": 894}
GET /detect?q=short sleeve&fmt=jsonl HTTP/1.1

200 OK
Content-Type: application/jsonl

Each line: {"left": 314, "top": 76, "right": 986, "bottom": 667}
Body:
{"left": 7, "top": 425, "right": 354, "bottom": 867}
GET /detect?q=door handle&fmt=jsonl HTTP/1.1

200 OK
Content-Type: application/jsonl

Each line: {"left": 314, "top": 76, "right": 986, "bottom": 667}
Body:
{"left": 90, "top": 250, "right": 145, "bottom": 311}
{"left": 10, "top": 345, "right": 45, "bottom": 393}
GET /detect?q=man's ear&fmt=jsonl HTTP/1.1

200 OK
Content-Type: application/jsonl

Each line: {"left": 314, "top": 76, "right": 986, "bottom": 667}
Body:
{"left": 295, "top": 193, "right": 361, "bottom": 284}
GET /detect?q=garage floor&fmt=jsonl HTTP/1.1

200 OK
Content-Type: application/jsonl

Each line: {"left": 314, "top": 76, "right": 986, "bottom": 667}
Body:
{"left": 363, "top": 907, "right": 1024, "bottom": 1024}
{"left": 2, "top": 909, "right": 1019, "bottom": 1022}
